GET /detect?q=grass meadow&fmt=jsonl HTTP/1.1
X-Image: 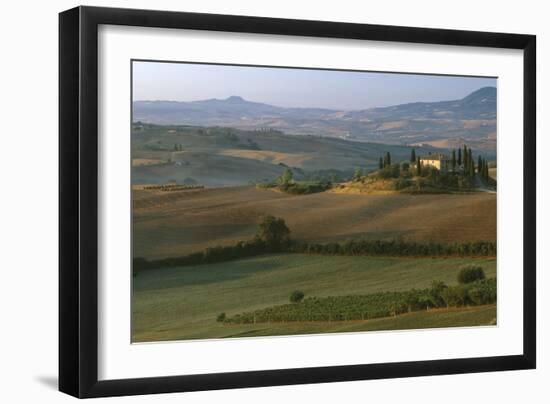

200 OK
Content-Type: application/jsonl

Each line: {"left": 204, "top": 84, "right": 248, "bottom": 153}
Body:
{"left": 132, "top": 254, "right": 496, "bottom": 342}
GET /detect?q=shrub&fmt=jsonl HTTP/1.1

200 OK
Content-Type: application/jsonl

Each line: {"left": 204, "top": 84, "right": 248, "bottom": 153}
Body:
{"left": 257, "top": 216, "right": 291, "bottom": 248}
{"left": 441, "top": 285, "right": 469, "bottom": 307}
{"left": 216, "top": 312, "right": 226, "bottom": 322}
{"left": 290, "top": 290, "right": 305, "bottom": 303}
{"left": 394, "top": 177, "right": 410, "bottom": 190}
{"left": 279, "top": 181, "right": 331, "bottom": 195}
{"left": 467, "top": 278, "right": 497, "bottom": 305}
{"left": 376, "top": 164, "right": 400, "bottom": 179}
{"left": 429, "top": 280, "right": 448, "bottom": 307}
{"left": 458, "top": 266, "right": 486, "bottom": 284}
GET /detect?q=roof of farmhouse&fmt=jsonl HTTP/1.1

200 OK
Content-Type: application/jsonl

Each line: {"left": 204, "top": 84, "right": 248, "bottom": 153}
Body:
{"left": 420, "top": 153, "right": 451, "bottom": 161}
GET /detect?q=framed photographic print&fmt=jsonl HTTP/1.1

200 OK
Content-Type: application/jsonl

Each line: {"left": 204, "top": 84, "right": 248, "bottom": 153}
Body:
{"left": 59, "top": 6, "right": 536, "bottom": 398}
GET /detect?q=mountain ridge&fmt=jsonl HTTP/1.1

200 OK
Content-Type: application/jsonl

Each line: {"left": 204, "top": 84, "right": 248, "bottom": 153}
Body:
{"left": 133, "top": 87, "right": 497, "bottom": 151}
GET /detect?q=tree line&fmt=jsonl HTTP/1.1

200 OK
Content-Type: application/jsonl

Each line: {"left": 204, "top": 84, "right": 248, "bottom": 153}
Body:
{"left": 375, "top": 145, "right": 494, "bottom": 182}
{"left": 134, "top": 217, "right": 496, "bottom": 273}
{"left": 133, "top": 215, "right": 291, "bottom": 272}
{"left": 290, "top": 239, "right": 496, "bottom": 257}
{"left": 143, "top": 184, "right": 204, "bottom": 191}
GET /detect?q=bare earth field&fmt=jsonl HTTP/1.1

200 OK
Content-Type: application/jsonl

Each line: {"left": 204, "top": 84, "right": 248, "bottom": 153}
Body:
{"left": 133, "top": 186, "right": 496, "bottom": 259}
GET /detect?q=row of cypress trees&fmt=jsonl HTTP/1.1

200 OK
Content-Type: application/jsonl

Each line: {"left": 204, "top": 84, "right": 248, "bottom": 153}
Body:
{"left": 373, "top": 145, "right": 493, "bottom": 180}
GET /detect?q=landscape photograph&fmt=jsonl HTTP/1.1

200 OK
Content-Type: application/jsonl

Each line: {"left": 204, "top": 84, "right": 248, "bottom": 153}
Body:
{"left": 131, "top": 61, "right": 497, "bottom": 343}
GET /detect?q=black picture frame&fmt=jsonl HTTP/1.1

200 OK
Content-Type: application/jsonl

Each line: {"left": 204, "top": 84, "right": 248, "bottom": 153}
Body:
{"left": 59, "top": 6, "right": 536, "bottom": 398}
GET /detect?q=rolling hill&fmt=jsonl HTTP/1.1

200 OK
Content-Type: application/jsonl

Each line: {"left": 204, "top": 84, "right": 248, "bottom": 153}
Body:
{"left": 132, "top": 124, "right": 444, "bottom": 186}
{"left": 132, "top": 253, "right": 496, "bottom": 341}
{"left": 132, "top": 185, "right": 496, "bottom": 259}
{"left": 133, "top": 87, "right": 497, "bottom": 149}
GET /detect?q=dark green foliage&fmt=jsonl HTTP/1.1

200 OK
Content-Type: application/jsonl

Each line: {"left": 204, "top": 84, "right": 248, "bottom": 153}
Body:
{"left": 257, "top": 215, "right": 290, "bottom": 247}
{"left": 260, "top": 168, "right": 352, "bottom": 187}
{"left": 224, "top": 278, "right": 496, "bottom": 324}
{"left": 441, "top": 284, "right": 469, "bottom": 307}
{"left": 379, "top": 157, "right": 384, "bottom": 169}
{"left": 291, "top": 239, "right": 496, "bottom": 258}
{"left": 452, "top": 149, "right": 457, "bottom": 171}
{"left": 216, "top": 312, "right": 226, "bottom": 322}
{"left": 458, "top": 148, "right": 462, "bottom": 166}
{"left": 132, "top": 238, "right": 268, "bottom": 271}
{"left": 429, "top": 280, "right": 448, "bottom": 307}
{"left": 394, "top": 177, "right": 411, "bottom": 190}
{"left": 133, "top": 216, "right": 290, "bottom": 271}
{"left": 416, "top": 157, "right": 422, "bottom": 176}
{"left": 353, "top": 168, "right": 363, "bottom": 181}
{"left": 409, "top": 166, "right": 474, "bottom": 191}
{"left": 377, "top": 164, "right": 400, "bottom": 179}
{"left": 410, "top": 148, "right": 416, "bottom": 163}
{"left": 279, "top": 181, "right": 332, "bottom": 195}
{"left": 290, "top": 290, "right": 305, "bottom": 303}
{"left": 458, "top": 265, "right": 486, "bottom": 284}
{"left": 467, "top": 278, "right": 497, "bottom": 305}
{"left": 278, "top": 168, "right": 294, "bottom": 185}
{"left": 143, "top": 183, "right": 204, "bottom": 191}
{"left": 133, "top": 239, "right": 496, "bottom": 272}
{"left": 382, "top": 151, "right": 392, "bottom": 167}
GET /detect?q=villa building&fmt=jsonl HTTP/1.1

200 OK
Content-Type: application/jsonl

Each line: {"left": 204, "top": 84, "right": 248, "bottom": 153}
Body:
{"left": 419, "top": 153, "right": 452, "bottom": 172}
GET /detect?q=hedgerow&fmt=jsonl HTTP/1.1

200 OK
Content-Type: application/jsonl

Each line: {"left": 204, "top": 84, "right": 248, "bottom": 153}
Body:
{"left": 290, "top": 239, "right": 496, "bottom": 257}
{"left": 134, "top": 239, "right": 496, "bottom": 272}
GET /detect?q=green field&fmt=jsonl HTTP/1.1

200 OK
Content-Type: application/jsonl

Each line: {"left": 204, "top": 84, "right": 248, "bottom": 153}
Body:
{"left": 131, "top": 125, "right": 441, "bottom": 187}
{"left": 132, "top": 254, "right": 496, "bottom": 342}
{"left": 220, "top": 305, "right": 497, "bottom": 338}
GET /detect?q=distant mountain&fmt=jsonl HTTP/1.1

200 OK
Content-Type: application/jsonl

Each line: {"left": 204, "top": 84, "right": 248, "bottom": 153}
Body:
{"left": 133, "top": 87, "right": 497, "bottom": 151}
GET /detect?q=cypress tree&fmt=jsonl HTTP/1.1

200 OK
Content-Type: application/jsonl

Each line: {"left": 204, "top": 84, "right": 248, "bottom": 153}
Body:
{"left": 463, "top": 145, "right": 468, "bottom": 168}
{"left": 386, "top": 151, "right": 391, "bottom": 167}
{"left": 410, "top": 148, "right": 416, "bottom": 163}
{"left": 478, "top": 155, "right": 483, "bottom": 173}
{"left": 379, "top": 156, "right": 383, "bottom": 169}
{"left": 458, "top": 148, "right": 462, "bottom": 167}
{"left": 354, "top": 168, "right": 362, "bottom": 181}
{"left": 451, "top": 150, "right": 457, "bottom": 171}
{"left": 416, "top": 157, "right": 422, "bottom": 176}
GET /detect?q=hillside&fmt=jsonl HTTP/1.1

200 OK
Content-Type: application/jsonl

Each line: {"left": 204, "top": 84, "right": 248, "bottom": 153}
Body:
{"left": 132, "top": 185, "right": 496, "bottom": 259}
{"left": 132, "top": 124, "right": 441, "bottom": 186}
{"left": 133, "top": 87, "right": 497, "bottom": 150}
{"left": 132, "top": 254, "right": 496, "bottom": 342}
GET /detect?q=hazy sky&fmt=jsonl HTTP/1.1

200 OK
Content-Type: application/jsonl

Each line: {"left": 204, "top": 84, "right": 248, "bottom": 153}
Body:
{"left": 133, "top": 61, "right": 496, "bottom": 110}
